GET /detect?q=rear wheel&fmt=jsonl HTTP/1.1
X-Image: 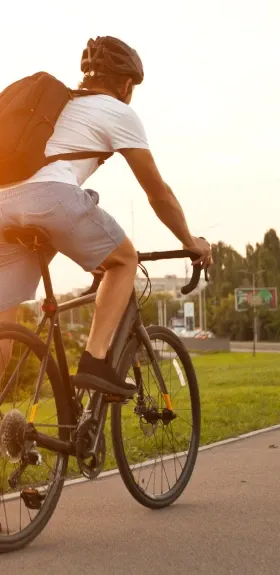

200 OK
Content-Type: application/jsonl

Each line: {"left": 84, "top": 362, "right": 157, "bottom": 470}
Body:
{"left": 111, "top": 326, "right": 200, "bottom": 509}
{"left": 0, "top": 323, "right": 71, "bottom": 553}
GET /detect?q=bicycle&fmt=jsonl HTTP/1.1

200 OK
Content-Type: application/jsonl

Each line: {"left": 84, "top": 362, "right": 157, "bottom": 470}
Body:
{"left": 0, "top": 224, "right": 207, "bottom": 553}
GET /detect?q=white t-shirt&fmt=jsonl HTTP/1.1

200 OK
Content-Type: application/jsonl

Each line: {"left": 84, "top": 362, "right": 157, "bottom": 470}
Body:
{"left": 17, "top": 95, "right": 149, "bottom": 188}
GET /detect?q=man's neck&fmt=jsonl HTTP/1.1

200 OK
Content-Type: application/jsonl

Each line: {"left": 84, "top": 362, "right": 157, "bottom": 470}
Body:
{"left": 86, "top": 86, "right": 117, "bottom": 99}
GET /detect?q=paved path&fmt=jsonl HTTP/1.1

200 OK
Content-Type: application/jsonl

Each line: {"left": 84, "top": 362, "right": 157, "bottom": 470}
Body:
{"left": 231, "top": 341, "right": 280, "bottom": 353}
{"left": 2, "top": 429, "right": 280, "bottom": 574}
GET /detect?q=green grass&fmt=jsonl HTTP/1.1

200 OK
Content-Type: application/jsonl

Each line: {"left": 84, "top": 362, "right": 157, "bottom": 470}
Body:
{"left": 194, "top": 352, "right": 280, "bottom": 444}
{"left": 86, "top": 352, "right": 280, "bottom": 471}
{"left": 1, "top": 352, "right": 280, "bottom": 489}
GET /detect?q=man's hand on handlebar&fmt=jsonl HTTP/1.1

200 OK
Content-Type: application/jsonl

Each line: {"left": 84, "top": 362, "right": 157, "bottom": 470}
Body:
{"left": 183, "top": 236, "right": 212, "bottom": 269}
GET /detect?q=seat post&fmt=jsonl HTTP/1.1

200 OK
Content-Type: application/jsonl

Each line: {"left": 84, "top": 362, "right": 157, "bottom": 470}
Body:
{"left": 37, "top": 248, "right": 55, "bottom": 300}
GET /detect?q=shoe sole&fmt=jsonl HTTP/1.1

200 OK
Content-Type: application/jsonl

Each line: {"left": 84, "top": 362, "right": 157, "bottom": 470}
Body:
{"left": 72, "top": 374, "right": 136, "bottom": 398}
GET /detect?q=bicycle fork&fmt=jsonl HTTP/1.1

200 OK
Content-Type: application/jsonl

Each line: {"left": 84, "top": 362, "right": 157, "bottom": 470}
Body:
{"left": 134, "top": 325, "right": 173, "bottom": 411}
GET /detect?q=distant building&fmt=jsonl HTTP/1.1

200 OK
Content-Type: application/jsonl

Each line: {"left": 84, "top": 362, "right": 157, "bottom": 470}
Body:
{"left": 25, "top": 274, "right": 206, "bottom": 311}
{"left": 135, "top": 275, "right": 186, "bottom": 299}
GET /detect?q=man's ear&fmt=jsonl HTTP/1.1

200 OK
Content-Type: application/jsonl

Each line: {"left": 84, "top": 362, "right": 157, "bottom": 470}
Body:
{"left": 121, "top": 77, "right": 134, "bottom": 98}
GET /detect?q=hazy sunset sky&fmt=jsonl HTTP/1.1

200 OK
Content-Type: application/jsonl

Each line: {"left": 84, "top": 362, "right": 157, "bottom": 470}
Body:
{"left": 1, "top": 0, "right": 279, "bottom": 295}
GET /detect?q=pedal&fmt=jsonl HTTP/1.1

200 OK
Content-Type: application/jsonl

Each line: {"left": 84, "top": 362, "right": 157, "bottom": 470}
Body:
{"left": 21, "top": 488, "right": 46, "bottom": 510}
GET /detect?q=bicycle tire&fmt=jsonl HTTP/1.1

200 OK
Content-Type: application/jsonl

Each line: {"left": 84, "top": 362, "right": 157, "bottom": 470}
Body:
{"left": 0, "top": 323, "right": 71, "bottom": 553}
{"left": 111, "top": 325, "right": 200, "bottom": 509}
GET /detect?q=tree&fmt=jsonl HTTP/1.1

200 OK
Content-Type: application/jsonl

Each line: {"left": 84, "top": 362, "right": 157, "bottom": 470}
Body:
{"left": 17, "top": 304, "right": 37, "bottom": 327}
{"left": 207, "top": 228, "right": 280, "bottom": 341}
{"left": 209, "top": 242, "right": 245, "bottom": 301}
{"left": 140, "top": 293, "right": 182, "bottom": 327}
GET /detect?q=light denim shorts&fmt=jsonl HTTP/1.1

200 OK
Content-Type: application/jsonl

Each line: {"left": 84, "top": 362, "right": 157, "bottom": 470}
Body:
{"left": 0, "top": 182, "right": 125, "bottom": 311}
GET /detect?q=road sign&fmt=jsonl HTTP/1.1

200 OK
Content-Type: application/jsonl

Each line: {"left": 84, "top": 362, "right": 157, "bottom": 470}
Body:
{"left": 235, "top": 288, "right": 277, "bottom": 311}
{"left": 184, "top": 302, "right": 195, "bottom": 318}
{"left": 184, "top": 302, "right": 195, "bottom": 331}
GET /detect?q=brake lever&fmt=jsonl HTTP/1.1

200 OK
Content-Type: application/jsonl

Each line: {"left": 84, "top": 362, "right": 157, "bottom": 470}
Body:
{"left": 199, "top": 236, "right": 210, "bottom": 282}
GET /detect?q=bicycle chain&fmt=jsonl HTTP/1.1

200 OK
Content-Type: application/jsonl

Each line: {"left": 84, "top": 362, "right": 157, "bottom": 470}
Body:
{"left": 34, "top": 424, "right": 77, "bottom": 429}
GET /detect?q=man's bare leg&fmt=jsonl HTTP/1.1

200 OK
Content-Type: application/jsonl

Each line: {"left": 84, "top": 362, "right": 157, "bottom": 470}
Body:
{"left": 0, "top": 306, "right": 18, "bottom": 376}
{"left": 86, "top": 236, "right": 138, "bottom": 359}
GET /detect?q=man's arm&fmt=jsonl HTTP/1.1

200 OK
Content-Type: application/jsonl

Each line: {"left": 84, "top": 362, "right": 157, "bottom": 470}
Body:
{"left": 120, "top": 148, "right": 207, "bottom": 257}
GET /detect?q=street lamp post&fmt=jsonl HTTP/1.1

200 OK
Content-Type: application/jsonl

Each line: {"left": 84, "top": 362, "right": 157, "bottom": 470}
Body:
{"left": 239, "top": 269, "right": 264, "bottom": 356}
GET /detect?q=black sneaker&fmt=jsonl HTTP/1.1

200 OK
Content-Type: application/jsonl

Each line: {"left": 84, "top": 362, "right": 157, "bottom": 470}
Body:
{"left": 72, "top": 351, "right": 136, "bottom": 397}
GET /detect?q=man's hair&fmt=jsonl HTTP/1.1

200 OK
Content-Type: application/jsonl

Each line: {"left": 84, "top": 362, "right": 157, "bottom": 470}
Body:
{"left": 79, "top": 73, "right": 133, "bottom": 99}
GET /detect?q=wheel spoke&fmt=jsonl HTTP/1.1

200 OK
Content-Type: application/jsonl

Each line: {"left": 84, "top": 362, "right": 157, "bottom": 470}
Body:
{"left": 19, "top": 492, "right": 22, "bottom": 532}
{"left": 152, "top": 425, "right": 171, "bottom": 493}
{"left": 144, "top": 458, "right": 157, "bottom": 493}
{"left": 0, "top": 460, "right": 9, "bottom": 535}
{"left": 163, "top": 426, "right": 184, "bottom": 471}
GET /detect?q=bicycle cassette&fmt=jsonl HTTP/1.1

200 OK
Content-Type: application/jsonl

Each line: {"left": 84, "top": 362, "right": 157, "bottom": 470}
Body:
{"left": 0, "top": 409, "right": 26, "bottom": 463}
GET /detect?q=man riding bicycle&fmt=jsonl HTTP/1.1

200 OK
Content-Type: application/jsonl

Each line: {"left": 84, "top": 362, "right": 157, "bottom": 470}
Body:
{"left": 0, "top": 35, "right": 210, "bottom": 391}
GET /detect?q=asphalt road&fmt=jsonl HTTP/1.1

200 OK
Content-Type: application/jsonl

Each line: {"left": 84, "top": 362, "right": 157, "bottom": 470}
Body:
{"left": 2, "top": 429, "right": 280, "bottom": 574}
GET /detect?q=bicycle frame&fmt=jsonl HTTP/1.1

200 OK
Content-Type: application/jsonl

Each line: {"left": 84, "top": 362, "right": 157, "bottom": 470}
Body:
{"left": 2, "top": 243, "right": 204, "bottom": 457}
{"left": 35, "top": 290, "right": 161, "bottom": 405}
{"left": 8, "top": 247, "right": 168, "bottom": 456}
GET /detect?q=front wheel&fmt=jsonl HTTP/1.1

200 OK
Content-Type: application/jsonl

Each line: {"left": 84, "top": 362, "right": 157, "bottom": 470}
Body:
{"left": 111, "top": 326, "right": 200, "bottom": 509}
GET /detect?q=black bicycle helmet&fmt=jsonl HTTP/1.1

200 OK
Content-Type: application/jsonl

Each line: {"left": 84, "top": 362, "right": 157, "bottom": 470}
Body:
{"left": 81, "top": 36, "right": 144, "bottom": 85}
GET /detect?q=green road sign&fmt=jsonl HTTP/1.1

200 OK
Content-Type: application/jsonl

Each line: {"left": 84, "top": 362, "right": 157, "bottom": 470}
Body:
{"left": 235, "top": 288, "right": 278, "bottom": 311}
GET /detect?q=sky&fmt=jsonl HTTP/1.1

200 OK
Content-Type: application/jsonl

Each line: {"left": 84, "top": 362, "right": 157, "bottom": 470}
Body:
{"left": 1, "top": 0, "right": 279, "bottom": 295}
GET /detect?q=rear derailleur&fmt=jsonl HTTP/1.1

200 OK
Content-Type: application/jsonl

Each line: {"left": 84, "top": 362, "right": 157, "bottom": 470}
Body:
{"left": 8, "top": 444, "right": 43, "bottom": 490}
{"left": 8, "top": 445, "right": 46, "bottom": 511}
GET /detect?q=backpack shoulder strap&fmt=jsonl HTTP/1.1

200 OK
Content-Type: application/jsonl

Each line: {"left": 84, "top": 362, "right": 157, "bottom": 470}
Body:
{"left": 70, "top": 89, "right": 103, "bottom": 98}
{"left": 44, "top": 150, "right": 113, "bottom": 167}
{"left": 44, "top": 89, "right": 113, "bottom": 167}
